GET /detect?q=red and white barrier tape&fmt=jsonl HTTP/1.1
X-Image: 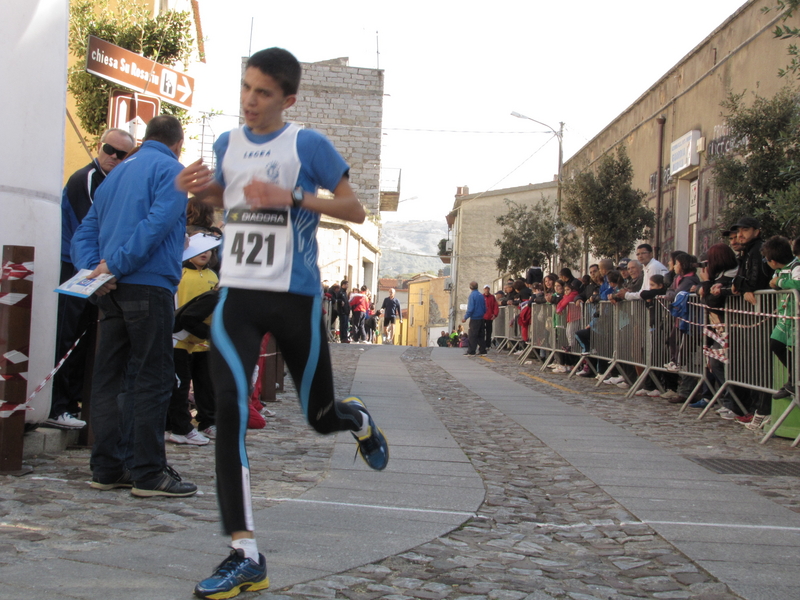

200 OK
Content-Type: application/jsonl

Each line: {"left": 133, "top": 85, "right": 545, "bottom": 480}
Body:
{"left": 1, "top": 261, "right": 34, "bottom": 282}
{"left": 703, "top": 346, "right": 729, "bottom": 364}
{"left": 687, "top": 299, "right": 800, "bottom": 321}
{"left": 0, "top": 329, "right": 87, "bottom": 418}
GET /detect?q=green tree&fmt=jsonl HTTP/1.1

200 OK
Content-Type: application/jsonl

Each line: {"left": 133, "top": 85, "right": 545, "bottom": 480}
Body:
{"left": 68, "top": 0, "right": 195, "bottom": 139}
{"left": 494, "top": 198, "right": 579, "bottom": 275}
{"left": 562, "top": 145, "right": 653, "bottom": 262}
{"left": 710, "top": 87, "right": 800, "bottom": 237}
{"left": 763, "top": 1, "right": 800, "bottom": 78}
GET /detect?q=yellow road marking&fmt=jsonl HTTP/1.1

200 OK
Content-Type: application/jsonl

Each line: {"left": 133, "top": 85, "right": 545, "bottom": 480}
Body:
{"left": 518, "top": 372, "right": 620, "bottom": 396}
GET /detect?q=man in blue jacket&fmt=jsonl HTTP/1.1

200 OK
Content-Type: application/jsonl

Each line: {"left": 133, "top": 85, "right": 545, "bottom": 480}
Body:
{"left": 71, "top": 115, "right": 196, "bottom": 498}
{"left": 461, "top": 281, "right": 486, "bottom": 355}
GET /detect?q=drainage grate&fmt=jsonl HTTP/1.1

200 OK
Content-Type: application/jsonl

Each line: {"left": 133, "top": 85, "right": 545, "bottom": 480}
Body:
{"left": 687, "top": 457, "right": 800, "bottom": 477}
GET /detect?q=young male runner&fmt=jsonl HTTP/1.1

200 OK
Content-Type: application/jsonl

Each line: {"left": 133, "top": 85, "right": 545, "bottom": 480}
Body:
{"left": 178, "top": 48, "right": 389, "bottom": 599}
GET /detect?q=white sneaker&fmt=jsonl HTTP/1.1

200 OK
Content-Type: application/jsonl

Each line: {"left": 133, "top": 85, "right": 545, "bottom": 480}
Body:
{"left": 660, "top": 390, "right": 678, "bottom": 399}
{"left": 552, "top": 365, "right": 568, "bottom": 373}
{"left": 201, "top": 425, "right": 217, "bottom": 439}
{"left": 604, "top": 376, "right": 623, "bottom": 385}
{"left": 646, "top": 389, "right": 661, "bottom": 398}
{"left": 745, "top": 412, "right": 771, "bottom": 431}
{"left": 616, "top": 381, "right": 630, "bottom": 389}
{"left": 547, "top": 363, "right": 559, "bottom": 369}
{"left": 44, "top": 412, "right": 86, "bottom": 430}
{"left": 718, "top": 408, "right": 737, "bottom": 421}
{"left": 261, "top": 407, "right": 276, "bottom": 418}
{"left": 167, "top": 429, "right": 210, "bottom": 446}
{"left": 634, "top": 389, "right": 649, "bottom": 397}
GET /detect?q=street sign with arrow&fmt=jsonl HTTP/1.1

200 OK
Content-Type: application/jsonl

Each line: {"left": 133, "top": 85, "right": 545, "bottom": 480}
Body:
{"left": 85, "top": 35, "right": 195, "bottom": 109}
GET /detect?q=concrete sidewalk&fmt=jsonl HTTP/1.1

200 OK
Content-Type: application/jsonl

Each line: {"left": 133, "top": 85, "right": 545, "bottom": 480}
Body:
{"left": 0, "top": 346, "right": 484, "bottom": 600}
{"left": 433, "top": 347, "right": 800, "bottom": 600}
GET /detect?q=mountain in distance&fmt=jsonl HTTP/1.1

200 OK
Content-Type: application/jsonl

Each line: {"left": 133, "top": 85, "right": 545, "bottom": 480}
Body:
{"left": 379, "top": 220, "right": 450, "bottom": 277}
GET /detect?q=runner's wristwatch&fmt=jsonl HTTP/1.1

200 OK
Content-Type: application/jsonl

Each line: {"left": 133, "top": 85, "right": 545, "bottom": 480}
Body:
{"left": 291, "top": 186, "right": 304, "bottom": 209}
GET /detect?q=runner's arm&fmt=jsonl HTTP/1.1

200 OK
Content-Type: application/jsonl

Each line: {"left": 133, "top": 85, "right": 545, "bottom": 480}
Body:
{"left": 242, "top": 177, "right": 365, "bottom": 224}
{"left": 175, "top": 159, "right": 224, "bottom": 208}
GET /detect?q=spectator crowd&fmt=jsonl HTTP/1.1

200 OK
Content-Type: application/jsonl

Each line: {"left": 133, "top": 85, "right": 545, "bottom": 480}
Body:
{"left": 459, "top": 216, "right": 800, "bottom": 435}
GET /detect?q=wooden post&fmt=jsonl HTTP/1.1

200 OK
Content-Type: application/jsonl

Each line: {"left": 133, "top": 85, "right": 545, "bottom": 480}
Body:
{"left": 260, "top": 335, "right": 284, "bottom": 402}
{"left": 0, "top": 246, "right": 35, "bottom": 475}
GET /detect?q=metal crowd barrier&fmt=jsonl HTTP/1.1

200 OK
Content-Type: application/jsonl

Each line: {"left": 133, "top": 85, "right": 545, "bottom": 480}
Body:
{"left": 506, "top": 289, "right": 800, "bottom": 447}
{"left": 494, "top": 305, "right": 509, "bottom": 350}
{"left": 505, "top": 305, "right": 522, "bottom": 354}
{"left": 628, "top": 296, "right": 712, "bottom": 410}
{"left": 527, "top": 302, "right": 553, "bottom": 366}
{"left": 694, "top": 290, "right": 800, "bottom": 445}
{"left": 322, "top": 298, "right": 338, "bottom": 343}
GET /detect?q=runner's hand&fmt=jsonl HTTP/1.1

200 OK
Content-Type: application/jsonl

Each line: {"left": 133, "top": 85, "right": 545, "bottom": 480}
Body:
{"left": 244, "top": 179, "right": 291, "bottom": 209}
{"left": 177, "top": 159, "right": 214, "bottom": 193}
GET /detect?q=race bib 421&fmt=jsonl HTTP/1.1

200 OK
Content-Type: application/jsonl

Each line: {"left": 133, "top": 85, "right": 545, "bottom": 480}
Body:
{"left": 220, "top": 207, "right": 294, "bottom": 291}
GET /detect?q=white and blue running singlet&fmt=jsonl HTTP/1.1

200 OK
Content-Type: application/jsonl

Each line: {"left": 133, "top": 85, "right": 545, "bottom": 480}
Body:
{"left": 216, "top": 123, "right": 348, "bottom": 295}
{"left": 219, "top": 124, "right": 301, "bottom": 292}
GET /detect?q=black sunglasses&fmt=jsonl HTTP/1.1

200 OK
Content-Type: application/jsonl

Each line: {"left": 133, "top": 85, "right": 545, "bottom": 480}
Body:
{"left": 102, "top": 143, "right": 128, "bottom": 160}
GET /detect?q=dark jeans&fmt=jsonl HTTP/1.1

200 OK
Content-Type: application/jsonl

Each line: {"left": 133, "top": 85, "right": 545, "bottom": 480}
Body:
{"left": 467, "top": 319, "right": 486, "bottom": 354}
{"left": 51, "top": 261, "right": 97, "bottom": 417}
{"left": 167, "top": 349, "right": 216, "bottom": 434}
{"left": 484, "top": 319, "right": 493, "bottom": 349}
{"left": 352, "top": 310, "right": 366, "bottom": 342}
{"left": 339, "top": 313, "right": 350, "bottom": 343}
{"left": 90, "top": 284, "right": 174, "bottom": 483}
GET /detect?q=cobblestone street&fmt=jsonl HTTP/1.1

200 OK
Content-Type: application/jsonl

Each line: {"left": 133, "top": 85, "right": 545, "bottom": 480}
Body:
{"left": 2, "top": 344, "right": 800, "bottom": 599}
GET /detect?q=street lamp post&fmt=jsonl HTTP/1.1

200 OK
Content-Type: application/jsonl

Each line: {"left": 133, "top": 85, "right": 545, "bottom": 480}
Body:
{"left": 510, "top": 111, "right": 564, "bottom": 215}
{"left": 511, "top": 111, "right": 564, "bottom": 272}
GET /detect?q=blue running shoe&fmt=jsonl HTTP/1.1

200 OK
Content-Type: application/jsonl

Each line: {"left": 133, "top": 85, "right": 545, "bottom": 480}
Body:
{"left": 689, "top": 398, "right": 709, "bottom": 409}
{"left": 194, "top": 549, "right": 269, "bottom": 599}
{"left": 342, "top": 396, "right": 389, "bottom": 471}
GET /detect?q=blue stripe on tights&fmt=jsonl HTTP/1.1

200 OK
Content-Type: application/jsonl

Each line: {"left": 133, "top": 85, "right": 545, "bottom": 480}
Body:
{"left": 211, "top": 288, "right": 250, "bottom": 469}
{"left": 299, "top": 294, "right": 322, "bottom": 418}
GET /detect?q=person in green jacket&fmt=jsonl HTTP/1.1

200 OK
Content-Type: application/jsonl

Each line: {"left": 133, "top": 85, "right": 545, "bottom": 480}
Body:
{"left": 748, "top": 236, "right": 800, "bottom": 431}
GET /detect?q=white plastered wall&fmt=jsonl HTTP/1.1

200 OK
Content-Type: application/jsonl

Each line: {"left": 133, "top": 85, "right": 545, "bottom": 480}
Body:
{"left": 0, "top": 1, "right": 68, "bottom": 421}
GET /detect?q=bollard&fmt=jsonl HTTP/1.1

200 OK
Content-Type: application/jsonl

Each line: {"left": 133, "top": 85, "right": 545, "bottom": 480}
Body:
{"left": 0, "top": 245, "right": 35, "bottom": 475}
{"left": 260, "top": 334, "right": 284, "bottom": 402}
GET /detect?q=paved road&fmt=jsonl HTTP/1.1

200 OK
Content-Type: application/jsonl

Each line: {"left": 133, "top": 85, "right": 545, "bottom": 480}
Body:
{"left": 2, "top": 344, "right": 800, "bottom": 599}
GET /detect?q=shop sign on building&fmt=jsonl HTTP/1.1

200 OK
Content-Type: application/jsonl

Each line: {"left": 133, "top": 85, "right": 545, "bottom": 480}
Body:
{"left": 670, "top": 130, "right": 701, "bottom": 176}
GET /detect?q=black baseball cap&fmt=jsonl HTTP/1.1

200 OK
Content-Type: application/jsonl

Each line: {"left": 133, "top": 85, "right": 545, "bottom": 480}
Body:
{"left": 730, "top": 216, "right": 761, "bottom": 231}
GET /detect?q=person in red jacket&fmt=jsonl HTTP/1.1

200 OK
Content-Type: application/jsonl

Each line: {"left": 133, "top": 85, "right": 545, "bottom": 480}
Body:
{"left": 482, "top": 285, "right": 499, "bottom": 352}
{"left": 349, "top": 285, "right": 370, "bottom": 342}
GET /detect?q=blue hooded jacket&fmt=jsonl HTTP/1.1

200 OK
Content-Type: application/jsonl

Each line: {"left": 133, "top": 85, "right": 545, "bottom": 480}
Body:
{"left": 71, "top": 141, "right": 187, "bottom": 291}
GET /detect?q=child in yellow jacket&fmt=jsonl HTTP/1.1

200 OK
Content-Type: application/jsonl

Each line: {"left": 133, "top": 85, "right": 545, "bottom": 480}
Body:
{"left": 166, "top": 250, "right": 219, "bottom": 445}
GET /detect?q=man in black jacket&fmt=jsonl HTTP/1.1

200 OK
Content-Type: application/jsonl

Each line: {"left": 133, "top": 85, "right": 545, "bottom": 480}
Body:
{"left": 46, "top": 128, "right": 135, "bottom": 430}
{"left": 731, "top": 217, "right": 773, "bottom": 306}
{"left": 336, "top": 280, "right": 351, "bottom": 343}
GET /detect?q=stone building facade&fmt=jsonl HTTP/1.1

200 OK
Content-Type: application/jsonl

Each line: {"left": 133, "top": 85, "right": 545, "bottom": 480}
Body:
{"left": 446, "top": 181, "right": 558, "bottom": 328}
{"left": 287, "top": 57, "right": 383, "bottom": 215}
{"left": 562, "top": 0, "right": 795, "bottom": 263}
{"left": 283, "top": 57, "right": 385, "bottom": 292}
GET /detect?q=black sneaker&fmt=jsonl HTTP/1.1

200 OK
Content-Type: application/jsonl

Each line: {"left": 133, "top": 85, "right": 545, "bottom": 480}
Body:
{"left": 341, "top": 397, "right": 389, "bottom": 471}
{"left": 131, "top": 466, "right": 197, "bottom": 498}
{"left": 773, "top": 383, "right": 794, "bottom": 400}
{"left": 90, "top": 470, "right": 132, "bottom": 491}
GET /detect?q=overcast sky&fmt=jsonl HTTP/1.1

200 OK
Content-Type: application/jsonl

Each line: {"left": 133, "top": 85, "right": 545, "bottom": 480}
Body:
{"left": 188, "top": 0, "right": 750, "bottom": 222}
